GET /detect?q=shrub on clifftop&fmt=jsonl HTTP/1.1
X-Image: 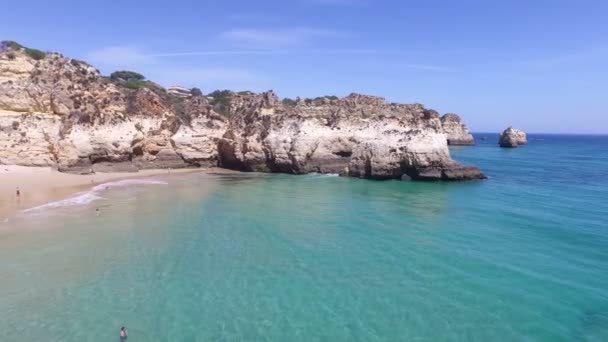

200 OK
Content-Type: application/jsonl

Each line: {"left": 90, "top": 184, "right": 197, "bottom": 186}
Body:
{"left": 1, "top": 40, "right": 23, "bottom": 50}
{"left": 207, "top": 90, "right": 233, "bottom": 117}
{"left": 282, "top": 98, "right": 297, "bottom": 106}
{"left": 24, "top": 48, "right": 46, "bottom": 60}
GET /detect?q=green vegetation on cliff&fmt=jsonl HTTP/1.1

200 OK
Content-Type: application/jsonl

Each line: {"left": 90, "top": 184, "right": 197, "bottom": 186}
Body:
{"left": 207, "top": 90, "right": 233, "bottom": 117}
{"left": 1, "top": 40, "right": 47, "bottom": 60}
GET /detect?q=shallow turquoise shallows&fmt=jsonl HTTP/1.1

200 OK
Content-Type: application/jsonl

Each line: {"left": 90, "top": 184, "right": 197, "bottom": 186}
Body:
{"left": 1, "top": 134, "right": 607, "bottom": 341}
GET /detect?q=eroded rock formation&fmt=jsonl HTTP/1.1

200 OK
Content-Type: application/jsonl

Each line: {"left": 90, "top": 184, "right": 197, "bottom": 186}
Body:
{"left": 499, "top": 127, "right": 527, "bottom": 148}
{"left": 441, "top": 113, "right": 475, "bottom": 145}
{"left": 218, "top": 93, "right": 484, "bottom": 180}
{"left": 0, "top": 41, "right": 485, "bottom": 180}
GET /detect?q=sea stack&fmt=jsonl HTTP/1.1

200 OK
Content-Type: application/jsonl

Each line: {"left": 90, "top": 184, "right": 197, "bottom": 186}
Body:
{"left": 440, "top": 113, "right": 475, "bottom": 145}
{"left": 499, "top": 127, "right": 527, "bottom": 148}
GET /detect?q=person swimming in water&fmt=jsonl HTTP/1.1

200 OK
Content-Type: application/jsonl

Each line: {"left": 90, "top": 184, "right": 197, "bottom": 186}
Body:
{"left": 120, "top": 326, "right": 128, "bottom": 340}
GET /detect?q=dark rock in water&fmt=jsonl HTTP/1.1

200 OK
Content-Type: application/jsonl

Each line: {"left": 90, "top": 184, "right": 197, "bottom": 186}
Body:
{"left": 404, "top": 164, "right": 486, "bottom": 181}
{"left": 499, "top": 127, "right": 527, "bottom": 148}
{"left": 441, "top": 165, "right": 487, "bottom": 180}
{"left": 400, "top": 174, "right": 412, "bottom": 181}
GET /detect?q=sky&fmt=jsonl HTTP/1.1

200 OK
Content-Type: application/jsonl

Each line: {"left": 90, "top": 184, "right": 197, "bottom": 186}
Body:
{"left": 1, "top": 0, "right": 607, "bottom": 133}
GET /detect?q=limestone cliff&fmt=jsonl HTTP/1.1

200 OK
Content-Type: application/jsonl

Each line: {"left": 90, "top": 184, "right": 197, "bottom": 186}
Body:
{"left": 0, "top": 41, "right": 485, "bottom": 180}
{"left": 440, "top": 113, "right": 475, "bottom": 145}
{"left": 219, "top": 93, "right": 484, "bottom": 180}
{"left": 499, "top": 127, "right": 527, "bottom": 148}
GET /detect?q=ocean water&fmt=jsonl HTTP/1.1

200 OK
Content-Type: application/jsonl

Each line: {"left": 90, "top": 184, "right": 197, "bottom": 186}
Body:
{"left": 0, "top": 134, "right": 607, "bottom": 341}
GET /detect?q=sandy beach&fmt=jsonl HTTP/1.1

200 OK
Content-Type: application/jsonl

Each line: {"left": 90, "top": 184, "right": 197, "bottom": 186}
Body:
{"left": 0, "top": 165, "right": 226, "bottom": 219}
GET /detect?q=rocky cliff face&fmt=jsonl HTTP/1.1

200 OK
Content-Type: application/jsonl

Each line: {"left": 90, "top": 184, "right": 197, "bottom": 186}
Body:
{"left": 218, "top": 93, "right": 484, "bottom": 180}
{"left": 499, "top": 127, "right": 527, "bottom": 148}
{"left": 0, "top": 42, "right": 485, "bottom": 180}
{"left": 440, "top": 113, "right": 475, "bottom": 145}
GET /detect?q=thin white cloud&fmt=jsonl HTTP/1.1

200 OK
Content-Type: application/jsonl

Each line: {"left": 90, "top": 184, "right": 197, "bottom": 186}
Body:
{"left": 85, "top": 46, "right": 263, "bottom": 88}
{"left": 86, "top": 46, "right": 154, "bottom": 66}
{"left": 227, "top": 13, "right": 278, "bottom": 22}
{"left": 156, "top": 67, "right": 257, "bottom": 84}
{"left": 219, "top": 27, "right": 346, "bottom": 48}
{"left": 304, "top": 0, "right": 369, "bottom": 5}
{"left": 150, "top": 67, "right": 270, "bottom": 92}
{"left": 149, "top": 48, "right": 379, "bottom": 57}
{"left": 405, "top": 64, "right": 450, "bottom": 71}
{"left": 515, "top": 45, "right": 608, "bottom": 69}
{"left": 88, "top": 46, "right": 381, "bottom": 62}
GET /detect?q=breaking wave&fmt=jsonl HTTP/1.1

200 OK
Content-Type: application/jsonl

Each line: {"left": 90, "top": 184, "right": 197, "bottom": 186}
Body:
{"left": 22, "top": 179, "right": 168, "bottom": 213}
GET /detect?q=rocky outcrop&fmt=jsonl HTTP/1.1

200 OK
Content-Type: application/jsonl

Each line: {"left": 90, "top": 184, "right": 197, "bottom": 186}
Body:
{"left": 217, "top": 93, "right": 485, "bottom": 180}
{"left": 440, "top": 113, "right": 474, "bottom": 145}
{"left": 499, "top": 127, "right": 527, "bottom": 148}
{"left": 0, "top": 41, "right": 485, "bottom": 180}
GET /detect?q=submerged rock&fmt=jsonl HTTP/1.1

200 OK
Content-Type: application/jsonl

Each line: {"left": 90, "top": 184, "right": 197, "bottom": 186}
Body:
{"left": 499, "top": 127, "right": 527, "bottom": 148}
{"left": 0, "top": 41, "right": 485, "bottom": 181}
{"left": 440, "top": 113, "right": 475, "bottom": 145}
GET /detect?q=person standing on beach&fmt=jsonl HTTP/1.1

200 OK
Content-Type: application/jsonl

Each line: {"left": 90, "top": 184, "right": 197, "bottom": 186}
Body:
{"left": 96, "top": 208, "right": 100, "bottom": 216}
{"left": 16, "top": 187, "right": 20, "bottom": 197}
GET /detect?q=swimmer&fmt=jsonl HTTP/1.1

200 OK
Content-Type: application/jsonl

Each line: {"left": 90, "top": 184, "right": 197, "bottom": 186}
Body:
{"left": 120, "top": 327, "right": 128, "bottom": 340}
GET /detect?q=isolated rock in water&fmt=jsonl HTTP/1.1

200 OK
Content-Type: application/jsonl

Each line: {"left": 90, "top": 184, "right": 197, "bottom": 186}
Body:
{"left": 499, "top": 127, "right": 527, "bottom": 148}
{"left": 0, "top": 41, "right": 486, "bottom": 181}
{"left": 441, "top": 113, "right": 475, "bottom": 145}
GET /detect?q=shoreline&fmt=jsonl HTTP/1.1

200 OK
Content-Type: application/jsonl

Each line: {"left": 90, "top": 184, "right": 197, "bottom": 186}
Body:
{"left": 0, "top": 165, "right": 235, "bottom": 220}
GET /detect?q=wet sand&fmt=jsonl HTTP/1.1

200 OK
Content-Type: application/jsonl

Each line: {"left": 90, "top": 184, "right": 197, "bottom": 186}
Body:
{"left": 0, "top": 165, "right": 234, "bottom": 219}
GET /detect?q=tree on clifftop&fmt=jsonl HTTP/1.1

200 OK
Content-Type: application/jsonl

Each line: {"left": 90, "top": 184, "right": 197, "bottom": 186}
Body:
{"left": 190, "top": 87, "right": 203, "bottom": 97}
{"left": 110, "top": 70, "right": 145, "bottom": 82}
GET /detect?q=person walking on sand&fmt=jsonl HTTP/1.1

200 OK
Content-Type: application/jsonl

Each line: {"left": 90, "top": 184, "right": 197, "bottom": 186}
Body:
{"left": 96, "top": 208, "right": 100, "bottom": 216}
{"left": 120, "top": 326, "right": 128, "bottom": 340}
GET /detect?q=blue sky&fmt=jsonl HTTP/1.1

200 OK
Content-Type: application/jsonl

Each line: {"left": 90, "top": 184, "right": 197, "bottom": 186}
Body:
{"left": 2, "top": 0, "right": 607, "bottom": 133}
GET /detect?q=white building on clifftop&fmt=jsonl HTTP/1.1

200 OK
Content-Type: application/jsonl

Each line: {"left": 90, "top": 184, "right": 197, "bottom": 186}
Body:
{"left": 167, "top": 85, "right": 192, "bottom": 98}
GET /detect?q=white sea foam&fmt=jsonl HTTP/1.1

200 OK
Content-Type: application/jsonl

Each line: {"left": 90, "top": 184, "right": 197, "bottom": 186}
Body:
{"left": 312, "top": 173, "right": 340, "bottom": 177}
{"left": 21, "top": 178, "right": 168, "bottom": 213}
{"left": 22, "top": 192, "right": 103, "bottom": 213}
{"left": 91, "top": 179, "right": 168, "bottom": 192}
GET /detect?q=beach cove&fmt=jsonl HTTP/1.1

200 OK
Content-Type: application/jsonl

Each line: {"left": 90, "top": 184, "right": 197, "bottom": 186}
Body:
{"left": 1, "top": 134, "right": 607, "bottom": 341}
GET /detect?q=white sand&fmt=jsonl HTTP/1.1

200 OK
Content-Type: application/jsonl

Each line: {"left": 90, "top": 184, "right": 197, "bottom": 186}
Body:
{"left": 0, "top": 166, "right": 223, "bottom": 219}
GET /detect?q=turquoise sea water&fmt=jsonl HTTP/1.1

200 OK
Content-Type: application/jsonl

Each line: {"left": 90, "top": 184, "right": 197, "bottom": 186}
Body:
{"left": 1, "top": 134, "right": 607, "bottom": 341}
